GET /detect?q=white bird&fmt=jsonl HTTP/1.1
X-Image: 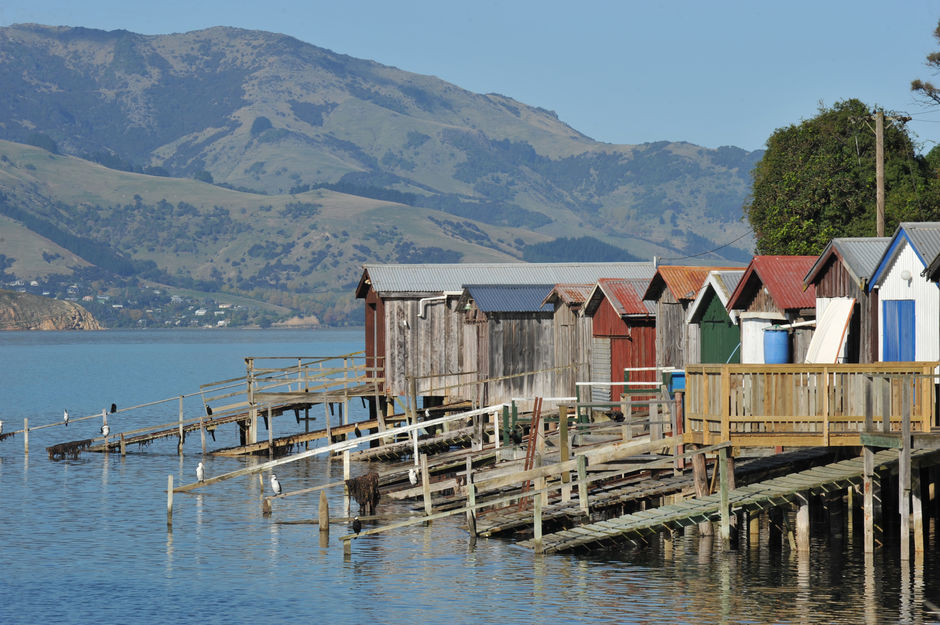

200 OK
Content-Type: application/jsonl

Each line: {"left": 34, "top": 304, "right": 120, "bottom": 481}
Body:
{"left": 63, "top": 409, "right": 69, "bottom": 427}
{"left": 408, "top": 467, "right": 418, "bottom": 486}
{"left": 424, "top": 408, "right": 430, "bottom": 419}
{"left": 0, "top": 420, "right": 4, "bottom": 435}
{"left": 196, "top": 461, "right": 205, "bottom": 482}
{"left": 101, "top": 423, "right": 110, "bottom": 437}
{"left": 270, "top": 473, "right": 282, "bottom": 496}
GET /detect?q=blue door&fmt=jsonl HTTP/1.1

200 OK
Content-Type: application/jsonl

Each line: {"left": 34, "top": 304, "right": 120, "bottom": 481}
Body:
{"left": 883, "top": 300, "right": 915, "bottom": 361}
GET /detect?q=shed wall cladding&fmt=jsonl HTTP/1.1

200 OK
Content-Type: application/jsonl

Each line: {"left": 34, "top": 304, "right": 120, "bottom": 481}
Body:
{"left": 878, "top": 243, "right": 940, "bottom": 361}
{"left": 815, "top": 259, "right": 872, "bottom": 363}
{"left": 591, "top": 337, "right": 612, "bottom": 403}
{"left": 485, "top": 313, "right": 556, "bottom": 403}
{"left": 364, "top": 289, "right": 386, "bottom": 390}
{"left": 656, "top": 294, "right": 686, "bottom": 368}
{"left": 552, "top": 303, "right": 592, "bottom": 396}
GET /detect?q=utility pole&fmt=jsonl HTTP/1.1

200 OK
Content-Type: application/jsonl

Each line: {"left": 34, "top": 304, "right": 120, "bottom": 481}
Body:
{"left": 872, "top": 111, "right": 911, "bottom": 237}
{"left": 875, "top": 111, "right": 884, "bottom": 237}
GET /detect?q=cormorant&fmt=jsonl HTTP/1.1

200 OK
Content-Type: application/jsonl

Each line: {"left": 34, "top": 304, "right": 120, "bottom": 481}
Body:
{"left": 205, "top": 405, "right": 213, "bottom": 417}
{"left": 196, "top": 461, "right": 205, "bottom": 482}
{"left": 110, "top": 403, "right": 117, "bottom": 414}
{"left": 352, "top": 516, "right": 362, "bottom": 535}
{"left": 510, "top": 426, "right": 523, "bottom": 445}
{"left": 270, "top": 473, "right": 282, "bottom": 496}
{"left": 354, "top": 423, "right": 361, "bottom": 437}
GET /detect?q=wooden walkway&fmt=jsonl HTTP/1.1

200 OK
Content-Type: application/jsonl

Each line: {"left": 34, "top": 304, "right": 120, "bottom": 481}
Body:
{"left": 517, "top": 448, "right": 915, "bottom": 553}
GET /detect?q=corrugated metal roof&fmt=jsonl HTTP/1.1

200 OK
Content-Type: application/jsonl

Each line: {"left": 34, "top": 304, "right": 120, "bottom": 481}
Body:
{"left": 871, "top": 222, "right": 940, "bottom": 288}
{"left": 464, "top": 284, "right": 555, "bottom": 313}
{"left": 588, "top": 278, "right": 653, "bottom": 316}
{"left": 359, "top": 262, "right": 655, "bottom": 296}
{"left": 543, "top": 283, "right": 594, "bottom": 306}
{"left": 804, "top": 237, "right": 890, "bottom": 289}
{"left": 686, "top": 270, "right": 745, "bottom": 324}
{"left": 643, "top": 265, "right": 739, "bottom": 302}
{"left": 728, "top": 256, "right": 817, "bottom": 311}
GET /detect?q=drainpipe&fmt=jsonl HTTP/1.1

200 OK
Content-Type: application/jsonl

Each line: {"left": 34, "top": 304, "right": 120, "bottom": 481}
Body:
{"left": 418, "top": 291, "right": 463, "bottom": 318}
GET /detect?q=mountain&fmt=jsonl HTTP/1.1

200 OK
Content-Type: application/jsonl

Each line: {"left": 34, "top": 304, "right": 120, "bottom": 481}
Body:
{"left": 0, "top": 24, "right": 760, "bottom": 325}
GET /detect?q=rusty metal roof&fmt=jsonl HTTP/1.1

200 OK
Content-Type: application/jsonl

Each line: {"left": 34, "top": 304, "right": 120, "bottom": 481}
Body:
{"left": 585, "top": 278, "right": 655, "bottom": 317}
{"left": 728, "top": 256, "right": 817, "bottom": 311}
{"left": 358, "top": 262, "right": 655, "bottom": 297}
{"left": 542, "top": 283, "right": 594, "bottom": 307}
{"left": 643, "top": 265, "right": 739, "bottom": 302}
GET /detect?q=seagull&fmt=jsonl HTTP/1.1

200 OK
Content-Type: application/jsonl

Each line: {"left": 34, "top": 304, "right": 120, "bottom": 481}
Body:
{"left": 196, "top": 461, "right": 205, "bottom": 482}
{"left": 101, "top": 423, "right": 110, "bottom": 437}
{"left": 408, "top": 467, "right": 418, "bottom": 486}
{"left": 270, "top": 473, "right": 282, "bottom": 496}
{"left": 63, "top": 409, "right": 69, "bottom": 427}
{"left": 352, "top": 516, "right": 362, "bottom": 535}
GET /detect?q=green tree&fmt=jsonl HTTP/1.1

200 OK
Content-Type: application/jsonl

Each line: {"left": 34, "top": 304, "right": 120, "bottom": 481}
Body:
{"left": 911, "top": 19, "right": 940, "bottom": 104}
{"left": 745, "top": 99, "right": 932, "bottom": 254}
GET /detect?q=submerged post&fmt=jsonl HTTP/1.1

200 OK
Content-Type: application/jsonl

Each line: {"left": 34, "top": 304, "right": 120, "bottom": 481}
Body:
{"left": 23, "top": 418, "right": 28, "bottom": 455}
{"left": 319, "top": 490, "right": 330, "bottom": 533}
{"left": 267, "top": 406, "right": 274, "bottom": 460}
{"left": 719, "top": 446, "right": 730, "bottom": 547}
{"left": 465, "top": 455, "right": 476, "bottom": 537}
{"left": 577, "top": 454, "right": 589, "bottom": 515}
{"left": 343, "top": 450, "right": 351, "bottom": 518}
{"left": 177, "top": 395, "right": 184, "bottom": 455}
{"left": 421, "top": 452, "right": 432, "bottom": 517}
{"left": 796, "top": 493, "right": 810, "bottom": 552}
{"left": 167, "top": 474, "right": 174, "bottom": 528}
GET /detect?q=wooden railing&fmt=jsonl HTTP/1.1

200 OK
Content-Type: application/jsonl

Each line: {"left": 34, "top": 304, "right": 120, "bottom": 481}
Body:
{"left": 684, "top": 363, "right": 937, "bottom": 448}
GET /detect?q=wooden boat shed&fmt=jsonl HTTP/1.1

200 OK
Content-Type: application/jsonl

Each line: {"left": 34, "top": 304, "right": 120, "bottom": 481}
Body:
{"left": 802, "top": 237, "right": 889, "bottom": 363}
{"left": 643, "top": 265, "right": 736, "bottom": 370}
{"left": 726, "top": 256, "right": 817, "bottom": 363}
{"left": 685, "top": 269, "right": 745, "bottom": 364}
{"left": 582, "top": 278, "right": 656, "bottom": 402}
{"left": 542, "top": 284, "right": 595, "bottom": 397}
{"left": 868, "top": 222, "right": 940, "bottom": 362}
{"left": 356, "top": 262, "right": 654, "bottom": 407}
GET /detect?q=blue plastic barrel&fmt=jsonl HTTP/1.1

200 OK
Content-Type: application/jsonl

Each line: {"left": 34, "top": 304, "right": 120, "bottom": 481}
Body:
{"left": 669, "top": 371, "right": 685, "bottom": 392}
{"left": 763, "top": 327, "right": 790, "bottom": 364}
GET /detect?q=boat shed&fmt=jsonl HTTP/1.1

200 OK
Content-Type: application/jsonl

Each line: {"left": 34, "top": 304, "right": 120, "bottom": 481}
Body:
{"left": 356, "top": 262, "right": 654, "bottom": 404}
{"left": 868, "top": 222, "right": 940, "bottom": 362}
{"left": 458, "top": 284, "right": 557, "bottom": 403}
{"left": 726, "top": 256, "right": 817, "bottom": 364}
{"left": 803, "top": 237, "right": 889, "bottom": 363}
{"left": 583, "top": 278, "right": 656, "bottom": 402}
{"left": 542, "top": 284, "right": 595, "bottom": 397}
{"left": 685, "top": 270, "right": 745, "bottom": 364}
{"left": 643, "top": 266, "right": 736, "bottom": 370}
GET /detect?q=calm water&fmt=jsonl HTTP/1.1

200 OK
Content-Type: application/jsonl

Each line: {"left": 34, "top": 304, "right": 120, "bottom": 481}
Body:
{"left": 0, "top": 328, "right": 938, "bottom": 624}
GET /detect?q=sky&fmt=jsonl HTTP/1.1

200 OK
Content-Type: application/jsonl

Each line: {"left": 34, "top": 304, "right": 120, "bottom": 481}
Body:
{"left": 3, "top": 1, "right": 940, "bottom": 152}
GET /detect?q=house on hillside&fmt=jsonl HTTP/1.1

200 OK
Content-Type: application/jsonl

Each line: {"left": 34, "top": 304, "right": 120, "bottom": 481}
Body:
{"left": 355, "top": 262, "right": 654, "bottom": 409}
{"left": 458, "top": 284, "right": 556, "bottom": 404}
{"left": 803, "top": 237, "right": 889, "bottom": 363}
{"left": 868, "top": 223, "right": 940, "bottom": 362}
{"left": 685, "top": 270, "right": 745, "bottom": 364}
{"left": 542, "top": 284, "right": 595, "bottom": 397}
{"left": 726, "top": 256, "right": 817, "bottom": 363}
{"left": 582, "top": 278, "right": 656, "bottom": 403}
{"left": 643, "top": 265, "right": 736, "bottom": 369}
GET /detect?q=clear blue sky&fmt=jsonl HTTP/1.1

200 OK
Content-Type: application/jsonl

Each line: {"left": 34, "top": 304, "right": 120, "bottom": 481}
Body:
{"left": 4, "top": 0, "right": 940, "bottom": 152}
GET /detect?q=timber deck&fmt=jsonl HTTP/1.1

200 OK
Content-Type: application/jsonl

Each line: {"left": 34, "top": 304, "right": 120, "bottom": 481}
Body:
{"left": 517, "top": 448, "right": 922, "bottom": 553}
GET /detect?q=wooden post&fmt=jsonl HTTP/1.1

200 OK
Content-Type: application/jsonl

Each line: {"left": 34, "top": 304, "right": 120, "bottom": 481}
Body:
{"left": 768, "top": 507, "right": 782, "bottom": 550}
{"left": 674, "top": 390, "right": 685, "bottom": 470}
{"left": 796, "top": 494, "right": 810, "bottom": 552}
{"left": 262, "top": 496, "right": 272, "bottom": 516}
{"left": 560, "top": 405, "right": 571, "bottom": 502}
{"left": 200, "top": 408, "right": 206, "bottom": 455}
{"left": 343, "top": 538, "right": 352, "bottom": 555}
{"left": 411, "top": 428, "right": 420, "bottom": 467}
{"left": 900, "top": 378, "right": 912, "bottom": 561}
{"left": 465, "top": 455, "right": 476, "bottom": 537}
{"left": 319, "top": 490, "right": 330, "bottom": 533}
{"left": 719, "top": 446, "right": 730, "bottom": 547}
{"left": 267, "top": 406, "right": 274, "bottom": 460}
{"left": 577, "top": 454, "right": 589, "bottom": 515}
{"left": 120, "top": 433, "right": 126, "bottom": 457}
{"left": 912, "top": 466, "right": 924, "bottom": 554}
{"left": 748, "top": 510, "right": 760, "bottom": 547}
{"left": 323, "top": 401, "right": 332, "bottom": 446}
{"left": 166, "top": 474, "right": 174, "bottom": 528}
{"left": 863, "top": 446, "right": 875, "bottom": 553}
{"left": 343, "top": 450, "right": 351, "bottom": 518}
{"left": 533, "top": 480, "right": 543, "bottom": 553}
{"left": 23, "top": 418, "right": 28, "bottom": 455}
{"left": 421, "top": 452, "right": 432, "bottom": 517}
{"left": 692, "top": 448, "right": 712, "bottom": 536}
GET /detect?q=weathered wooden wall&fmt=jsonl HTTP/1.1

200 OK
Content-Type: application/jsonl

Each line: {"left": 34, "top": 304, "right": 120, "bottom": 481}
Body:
{"left": 551, "top": 301, "right": 592, "bottom": 397}
{"left": 478, "top": 313, "right": 557, "bottom": 403}
{"left": 591, "top": 298, "right": 655, "bottom": 401}
{"left": 655, "top": 289, "right": 686, "bottom": 369}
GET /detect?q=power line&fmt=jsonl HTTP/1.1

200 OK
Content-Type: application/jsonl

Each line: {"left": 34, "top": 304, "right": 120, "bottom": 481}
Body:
{"left": 659, "top": 229, "right": 753, "bottom": 262}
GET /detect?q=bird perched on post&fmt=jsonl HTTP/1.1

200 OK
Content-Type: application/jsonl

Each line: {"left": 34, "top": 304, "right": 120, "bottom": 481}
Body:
{"left": 408, "top": 467, "right": 418, "bottom": 486}
{"left": 205, "top": 405, "right": 213, "bottom": 417}
{"left": 270, "top": 473, "right": 282, "bottom": 496}
{"left": 354, "top": 423, "right": 361, "bottom": 437}
{"left": 110, "top": 403, "right": 117, "bottom": 414}
{"left": 101, "top": 423, "right": 110, "bottom": 437}
{"left": 352, "top": 516, "right": 362, "bottom": 535}
{"left": 0, "top": 420, "right": 4, "bottom": 435}
{"left": 196, "top": 461, "right": 205, "bottom": 482}
{"left": 63, "top": 409, "right": 69, "bottom": 427}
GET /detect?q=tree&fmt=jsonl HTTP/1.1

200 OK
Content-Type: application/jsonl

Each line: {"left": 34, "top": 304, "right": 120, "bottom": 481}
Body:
{"left": 911, "top": 19, "right": 940, "bottom": 104}
{"left": 745, "top": 99, "right": 934, "bottom": 255}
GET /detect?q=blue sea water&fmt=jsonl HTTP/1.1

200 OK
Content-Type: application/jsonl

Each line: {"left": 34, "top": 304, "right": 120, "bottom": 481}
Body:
{"left": 0, "top": 328, "right": 937, "bottom": 624}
